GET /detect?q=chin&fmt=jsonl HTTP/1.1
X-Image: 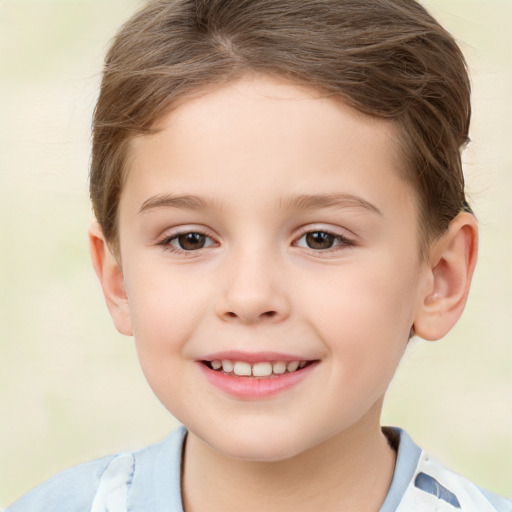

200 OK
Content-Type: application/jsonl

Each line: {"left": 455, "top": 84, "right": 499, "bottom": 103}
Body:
{"left": 196, "top": 422, "right": 318, "bottom": 463}
{"left": 217, "top": 439, "right": 301, "bottom": 462}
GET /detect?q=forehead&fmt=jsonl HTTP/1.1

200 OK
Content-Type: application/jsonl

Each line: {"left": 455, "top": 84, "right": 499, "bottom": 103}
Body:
{"left": 121, "top": 76, "right": 416, "bottom": 224}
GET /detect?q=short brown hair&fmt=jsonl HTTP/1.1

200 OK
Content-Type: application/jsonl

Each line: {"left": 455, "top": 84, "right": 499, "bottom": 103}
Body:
{"left": 90, "top": 0, "right": 471, "bottom": 255}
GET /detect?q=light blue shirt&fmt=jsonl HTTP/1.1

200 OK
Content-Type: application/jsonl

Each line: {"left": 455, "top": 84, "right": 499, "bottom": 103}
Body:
{"left": 6, "top": 426, "right": 511, "bottom": 511}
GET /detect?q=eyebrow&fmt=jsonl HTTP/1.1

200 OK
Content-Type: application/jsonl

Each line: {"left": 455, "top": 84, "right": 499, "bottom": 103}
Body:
{"left": 279, "top": 193, "right": 382, "bottom": 215}
{"left": 139, "top": 194, "right": 218, "bottom": 213}
{"left": 139, "top": 192, "right": 381, "bottom": 215}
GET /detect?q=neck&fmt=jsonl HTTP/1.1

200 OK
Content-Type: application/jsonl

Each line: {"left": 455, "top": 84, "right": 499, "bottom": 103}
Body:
{"left": 181, "top": 402, "right": 396, "bottom": 512}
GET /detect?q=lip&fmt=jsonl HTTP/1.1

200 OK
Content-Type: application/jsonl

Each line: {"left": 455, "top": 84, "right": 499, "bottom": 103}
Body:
{"left": 199, "top": 350, "right": 310, "bottom": 364}
{"left": 197, "top": 358, "right": 319, "bottom": 400}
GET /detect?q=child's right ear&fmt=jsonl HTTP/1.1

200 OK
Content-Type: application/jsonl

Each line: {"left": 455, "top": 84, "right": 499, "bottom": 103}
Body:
{"left": 88, "top": 222, "right": 132, "bottom": 336}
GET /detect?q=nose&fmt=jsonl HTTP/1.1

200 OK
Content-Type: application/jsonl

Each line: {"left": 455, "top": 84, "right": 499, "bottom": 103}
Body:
{"left": 215, "top": 249, "right": 291, "bottom": 325}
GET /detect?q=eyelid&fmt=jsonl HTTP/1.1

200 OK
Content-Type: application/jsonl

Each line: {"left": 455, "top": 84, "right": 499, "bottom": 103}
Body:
{"left": 156, "top": 226, "right": 218, "bottom": 255}
{"left": 154, "top": 224, "right": 356, "bottom": 256}
{"left": 293, "top": 226, "right": 356, "bottom": 252}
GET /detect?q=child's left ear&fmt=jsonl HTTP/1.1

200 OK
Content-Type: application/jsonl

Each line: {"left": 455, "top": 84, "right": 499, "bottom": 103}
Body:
{"left": 88, "top": 222, "right": 133, "bottom": 336}
{"left": 413, "top": 212, "right": 478, "bottom": 341}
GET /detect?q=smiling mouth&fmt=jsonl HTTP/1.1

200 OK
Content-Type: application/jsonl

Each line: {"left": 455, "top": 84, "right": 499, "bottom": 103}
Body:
{"left": 202, "top": 359, "right": 315, "bottom": 378}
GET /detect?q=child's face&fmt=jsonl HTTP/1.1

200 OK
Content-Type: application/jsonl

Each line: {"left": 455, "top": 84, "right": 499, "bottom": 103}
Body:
{"left": 115, "top": 76, "right": 432, "bottom": 461}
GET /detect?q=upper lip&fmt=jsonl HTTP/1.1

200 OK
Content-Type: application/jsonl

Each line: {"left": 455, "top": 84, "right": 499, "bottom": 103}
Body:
{"left": 199, "top": 350, "right": 315, "bottom": 364}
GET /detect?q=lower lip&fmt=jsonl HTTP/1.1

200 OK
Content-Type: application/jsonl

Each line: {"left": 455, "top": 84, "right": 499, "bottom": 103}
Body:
{"left": 198, "top": 362, "right": 318, "bottom": 400}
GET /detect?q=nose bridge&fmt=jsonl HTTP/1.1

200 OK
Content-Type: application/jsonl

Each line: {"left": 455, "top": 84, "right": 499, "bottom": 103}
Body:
{"left": 217, "top": 239, "right": 290, "bottom": 324}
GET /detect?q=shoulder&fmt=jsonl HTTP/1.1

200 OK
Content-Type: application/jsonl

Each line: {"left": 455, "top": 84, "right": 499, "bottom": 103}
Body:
{"left": 387, "top": 428, "right": 512, "bottom": 512}
{"left": 5, "top": 426, "right": 187, "bottom": 512}
{"left": 403, "top": 451, "right": 512, "bottom": 512}
{"left": 4, "top": 454, "right": 121, "bottom": 512}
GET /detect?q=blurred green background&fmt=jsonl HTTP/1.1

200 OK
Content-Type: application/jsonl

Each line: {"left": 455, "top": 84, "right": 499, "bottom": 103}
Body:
{"left": 0, "top": 0, "right": 510, "bottom": 506}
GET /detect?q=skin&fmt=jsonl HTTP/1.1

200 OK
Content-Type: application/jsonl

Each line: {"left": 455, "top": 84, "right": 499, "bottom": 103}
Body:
{"left": 90, "top": 75, "right": 478, "bottom": 511}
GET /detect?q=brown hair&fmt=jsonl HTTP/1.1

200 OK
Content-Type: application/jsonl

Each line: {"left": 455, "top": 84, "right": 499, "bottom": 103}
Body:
{"left": 90, "top": 0, "right": 471, "bottom": 255}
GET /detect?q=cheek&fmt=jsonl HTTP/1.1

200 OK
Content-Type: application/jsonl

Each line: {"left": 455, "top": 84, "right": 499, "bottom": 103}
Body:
{"left": 299, "top": 261, "right": 418, "bottom": 372}
{"left": 304, "top": 264, "right": 416, "bottom": 330}
{"left": 123, "top": 262, "right": 210, "bottom": 356}
{"left": 124, "top": 268, "right": 212, "bottom": 413}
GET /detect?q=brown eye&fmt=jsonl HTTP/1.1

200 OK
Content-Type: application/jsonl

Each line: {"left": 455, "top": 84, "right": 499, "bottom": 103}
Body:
{"left": 295, "top": 230, "right": 354, "bottom": 252}
{"left": 305, "top": 231, "right": 336, "bottom": 249}
{"left": 177, "top": 233, "right": 207, "bottom": 250}
{"left": 159, "top": 230, "right": 216, "bottom": 254}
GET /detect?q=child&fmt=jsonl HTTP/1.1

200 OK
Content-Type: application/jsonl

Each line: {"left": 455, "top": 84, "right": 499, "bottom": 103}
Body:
{"left": 6, "top": 0, "right": 511, "bottom": 510}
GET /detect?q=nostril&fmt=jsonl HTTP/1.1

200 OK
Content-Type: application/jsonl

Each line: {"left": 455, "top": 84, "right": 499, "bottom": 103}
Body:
{"left": 222, "top": 310, "right": 281, "bottom": 322}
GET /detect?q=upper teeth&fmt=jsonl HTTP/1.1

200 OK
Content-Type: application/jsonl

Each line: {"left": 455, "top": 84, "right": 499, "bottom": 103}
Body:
{"left": 210, "top": 360, "right": 307, "bottom": 377}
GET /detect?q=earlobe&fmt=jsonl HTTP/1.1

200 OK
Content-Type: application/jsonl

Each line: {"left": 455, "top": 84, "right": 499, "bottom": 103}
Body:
{"left": 88, "top": 222, "right": 133, "bottom": 336}
{"left": 413, "top": 212, "right": 478, "bottom": 341}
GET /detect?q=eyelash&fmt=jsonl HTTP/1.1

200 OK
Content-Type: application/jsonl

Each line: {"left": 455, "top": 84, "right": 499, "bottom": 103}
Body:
{"left": 157, "top": 229, "right": 214, "bottom": 257}
{"left": 294, "top": 229, "right": 355, "bottom": 253}
{"left": 157, "top": 228, "right": 355, "bottom": 256}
